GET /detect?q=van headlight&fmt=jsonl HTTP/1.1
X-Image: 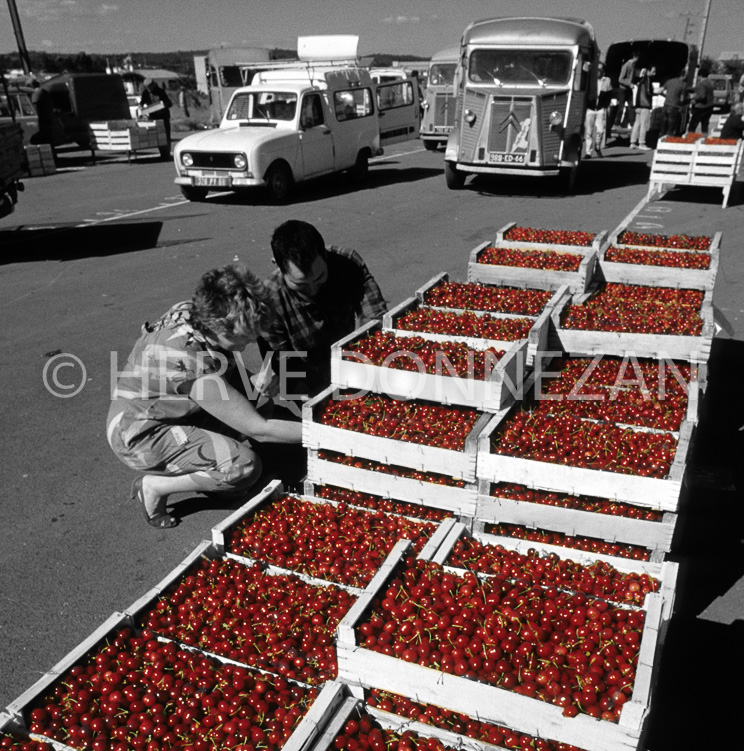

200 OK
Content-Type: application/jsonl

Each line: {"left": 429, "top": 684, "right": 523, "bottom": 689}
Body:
{"left": 234, "top": 154, "right": 247, "bottom": 170}
{"left": 464, "top": 109, "right": 477, "bottom": 125}
{"left": 549, "top": 111, "right": 563, "bottom": 126}
{"left": 181, "top": 152, "right": 194, "bottom": 167}
{"left": 422, "top": 100, "right": 430, "bottom": 110}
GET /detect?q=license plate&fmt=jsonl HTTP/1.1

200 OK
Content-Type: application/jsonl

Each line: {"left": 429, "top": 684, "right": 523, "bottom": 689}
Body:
{"left": 488, "top": 152, "right": 526, "bottom": 164}
{"left": 193, "top": 176, "right": 231, "bottom": 187}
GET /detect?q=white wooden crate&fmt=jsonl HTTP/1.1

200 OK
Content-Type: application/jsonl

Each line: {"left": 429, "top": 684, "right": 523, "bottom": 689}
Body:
{"left": 304, "top": 462, "right": 477, "bottom": 517}
{"left": 89, "top": 119, "right": 167, "bottom": 157}
{"left": 331, "top": 319, "right": 527, "bottom": 412}
{"left": 477, "top": 404, "right": 693, "bottom": 511}
{"left": 336, "top": 530, "right": 676, "bottom": 751}
{"left": 493, "top": 221, "right": 607, "bottom": 253}
{"left": 468, "top": 239, "right": 600, "bottom": 295}
{"left": 648, "top": 137, "right": 744, "bottom": 208}
{"left": 598, "top": 235, "right": 720, "bottom": 291}
{"left": 474, "top": 480, "right": 678, "bottom": 554}
{"left": 551, "top": 284, "right": 716, "bottom": 364}
{"left": 303, "top": 385, "right": 490, "bottom": 483}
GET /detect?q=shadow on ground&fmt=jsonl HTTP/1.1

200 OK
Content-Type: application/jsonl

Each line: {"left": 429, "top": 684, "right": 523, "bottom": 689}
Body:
{"left": 0, "top": 220, "right": 164, "bottom": 264}
{"left": 644, "top": 337, "right": 744, "bottom": 747}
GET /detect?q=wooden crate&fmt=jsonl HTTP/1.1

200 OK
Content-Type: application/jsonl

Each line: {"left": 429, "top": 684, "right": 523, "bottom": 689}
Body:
{"left": 598, "top": 236, "right": 720, "bottom": 291}
{"left": 468, "top": 239, "right": 600, "bottom": 295}
{"left": 89, "top": 119, "right": 167, "bottom": 159}
{"left": 23, "top": 144, "right": 56, "bottom": 177}
{"left": 305, "top": 449, "right": 478, "bottom": 517}
{"left": 335, "top": 532, "right": 675, "bottom": 751}
{"left": 430, "top": 521, "right": 678, "bottom": 608}
{"left": 551, "top": 285, "right": 716, "bottom": 364}
{"left": 331, "top": 319, "right": 527, "bottom": 412}
{"left": 212, "top": 479, "right": 451, "bottom": 591}
{"left": 493, "top": 221, "right": 607, "bottom": 253}
{"left": 474, "top": 480, "right": 678, "bottom": 554}
{"left": 606, "top": 227, "right": 721, "bottom": 256}
{"left": 476, "top": 405, "right": 694, "bottom": 511}
{"left": 303, "top": 385, "right": 491, "bottom": 483}
{"left": 386, "top": 292, "right": 558, "bottom": 372}
{"left": 648, "top": 136, "right": 744, "bottom": 208}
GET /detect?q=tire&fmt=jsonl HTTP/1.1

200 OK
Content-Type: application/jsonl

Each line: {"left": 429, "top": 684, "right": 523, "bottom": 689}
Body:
{"left": 265, "top": 162, "right": 293, "bottom": 203}
{"left": 444, "top": 160, "right": 465, "bottom": 189}
{"left": 559, "top": 164, "right": 579, "bottom": 193}
{"left": 159, "top": 145, "right": 171, "bottom": 160}
{"left": 423, "top": 139, "right": 439, "bottom": 151}
{"left": 180, "top": 185, "right": 208, "bottom": 201}
{"left": 349, "top": 151, "right": 369, "bottom": 182}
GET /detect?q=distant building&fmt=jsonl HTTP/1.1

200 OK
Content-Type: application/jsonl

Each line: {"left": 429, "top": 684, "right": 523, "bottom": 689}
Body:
{"left": 132, "top": 68, "right": 181, "bottom": 91}
{"left": 718, "top": 51, "right": 744, "bottom": 64}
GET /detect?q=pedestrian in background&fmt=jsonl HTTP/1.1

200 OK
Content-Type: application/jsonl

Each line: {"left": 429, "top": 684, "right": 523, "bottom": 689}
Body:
{"left": 661, "top": 69, "right": 688, "bottom": 137}
{"left": 720, "top": 102, "right": 744, "bottom": 140}
{"left": 140, "top": 78, "right": 173, "bottom": 151}
{"left": 630, "top": 66, "right": 655, "bottom": 150}
{"left": 616, "top": 49, "right": 640, "bottom": 128}
{"left": 584, "top": 62, "right": 612, "bottom": 158}
{"left": 688, "top": 66, "right": 715, "bottom": 135}
{"left": 178, "top": 85, "right": 190, "bottom": 118}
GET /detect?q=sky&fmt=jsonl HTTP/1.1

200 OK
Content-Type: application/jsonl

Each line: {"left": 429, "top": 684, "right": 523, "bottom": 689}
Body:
{"left": 2, "top": 0, "right": 742, "bottom": 62}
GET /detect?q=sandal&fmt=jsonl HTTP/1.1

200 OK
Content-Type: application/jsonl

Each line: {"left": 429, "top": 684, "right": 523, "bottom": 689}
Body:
{"left": 131, "top": 476, "right": 178, "bottom": 529}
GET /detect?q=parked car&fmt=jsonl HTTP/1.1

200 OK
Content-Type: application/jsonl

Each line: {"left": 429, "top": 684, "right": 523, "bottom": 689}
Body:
{"left": 709, "top": 74, "right": 735, "bottom": 112}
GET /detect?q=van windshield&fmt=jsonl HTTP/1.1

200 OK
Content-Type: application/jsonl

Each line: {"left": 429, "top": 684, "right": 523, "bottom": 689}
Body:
{"left": 429, "top": 63, "right": 457, "bottom": 86}
{"left": 469, "top": 49, "right": 573, "bottom": 86}
{"left": 226, "top": 91, "right": 297, "bottom": 121}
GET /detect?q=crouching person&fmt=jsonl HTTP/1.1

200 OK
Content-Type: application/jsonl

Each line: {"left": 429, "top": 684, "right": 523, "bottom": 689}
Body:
{"left": 106, "top": 264, "right": 302, "bottom": 528}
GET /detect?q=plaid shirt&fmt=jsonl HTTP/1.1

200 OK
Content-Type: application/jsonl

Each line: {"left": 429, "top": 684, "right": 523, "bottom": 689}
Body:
{"left": 259, "top": 245, "right": 386, "bottom": 395}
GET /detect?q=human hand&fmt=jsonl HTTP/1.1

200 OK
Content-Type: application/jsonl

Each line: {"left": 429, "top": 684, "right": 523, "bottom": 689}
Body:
{"left": 251, "top": 369, "right": 280, "bottom": 398}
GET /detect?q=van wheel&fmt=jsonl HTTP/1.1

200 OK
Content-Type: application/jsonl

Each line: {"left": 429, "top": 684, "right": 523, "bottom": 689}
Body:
{"left": 444, "top": 161, "right": 465, "bottom": 189}
{"left": 559, "top": 164, "right": 579, "bottom": 193}
{"left": 423, "top": 140, "right": 439, "bottom": 151}
{"left": 349, "top": 151, "right": 369, "bottom": 182}
{"left": 265, "top": 163, "right": 293, "bottom": 203}
{"left": 159, "top": 145, "right": 171, "bottom": 160}
{"left": 180, "top": 185, "right": 209, "bottom": 201}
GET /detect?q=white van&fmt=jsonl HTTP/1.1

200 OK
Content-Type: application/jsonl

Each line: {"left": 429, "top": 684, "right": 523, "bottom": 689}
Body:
{"left": 173, "top": 36, "right": 420, "bottom": 203}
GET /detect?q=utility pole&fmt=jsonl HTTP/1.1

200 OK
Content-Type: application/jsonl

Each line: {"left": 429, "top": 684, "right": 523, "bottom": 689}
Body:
{"left": 698, "top": 0, "right": 713, "bottom": 61}
{"left": 6, "top": 0, "right": 32, "bottom": 74}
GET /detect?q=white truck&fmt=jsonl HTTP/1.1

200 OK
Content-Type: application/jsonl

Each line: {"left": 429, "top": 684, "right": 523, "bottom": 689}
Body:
{"left": 174, "top": 36, "right": 420, "bottom": 203}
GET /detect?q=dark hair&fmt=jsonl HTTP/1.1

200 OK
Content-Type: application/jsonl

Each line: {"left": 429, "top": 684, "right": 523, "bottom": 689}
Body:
{"left": 191, "top": 264, "right": 270, "bottom": 337}
{"left": 698, "top": 66, "right": 710, "bottom": 77}
{"left": 270, "top": 220, "right": 327, "bottom": 274}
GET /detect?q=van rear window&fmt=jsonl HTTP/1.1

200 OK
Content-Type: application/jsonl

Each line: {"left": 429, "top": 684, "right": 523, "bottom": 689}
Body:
{"left": 334, "top": 88, "right": 373, "bottom": 121}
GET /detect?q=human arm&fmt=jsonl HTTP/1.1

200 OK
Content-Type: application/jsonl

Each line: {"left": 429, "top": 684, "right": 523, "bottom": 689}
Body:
{"left": 189, "top": 375, "right": 302, "bottom": 443}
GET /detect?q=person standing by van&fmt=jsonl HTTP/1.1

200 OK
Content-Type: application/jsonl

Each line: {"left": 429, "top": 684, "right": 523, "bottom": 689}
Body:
{"left": 688, "top": 67, "right": 715, "bottom": 135}
{"left": 616, "top": 49, "right": 640, "bottom": 128}
{"left": 661, "top": 69, "right": 688, "bottom": 137}
{"left": 630, "top": 66, "right": 655, "bottom": 149}
{"left": 584, "top": 62, "right": 612, "bottom": 158}
{"left": 140, "top": 78, "right": 173, "bottom": 154}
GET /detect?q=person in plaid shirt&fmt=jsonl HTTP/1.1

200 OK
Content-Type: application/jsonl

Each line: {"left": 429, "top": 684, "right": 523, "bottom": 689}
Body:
{"left": 258, "top": 220, "right": 387, "bottom": 399}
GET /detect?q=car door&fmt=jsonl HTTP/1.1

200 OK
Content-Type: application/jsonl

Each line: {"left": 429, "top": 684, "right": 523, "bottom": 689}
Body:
{"left": 298, "top": 92, "right": 335, "bottom": 177}
{"left": 376, "top": 79, "right": 420, "bottom": 145}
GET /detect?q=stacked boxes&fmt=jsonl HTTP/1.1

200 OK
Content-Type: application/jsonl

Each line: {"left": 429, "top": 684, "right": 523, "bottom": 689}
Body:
{"left": 23, "top": 144, "right": 56, "bottom": 177}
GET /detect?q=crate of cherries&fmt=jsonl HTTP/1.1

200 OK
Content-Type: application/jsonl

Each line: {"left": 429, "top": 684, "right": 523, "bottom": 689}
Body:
{"left": 468, "top": 223, "right": 603, "bottom": 294}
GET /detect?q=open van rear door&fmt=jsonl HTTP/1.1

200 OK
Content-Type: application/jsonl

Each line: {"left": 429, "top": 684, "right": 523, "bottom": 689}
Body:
{"left": 376, "top": 78, "right": 420, "bottom": 145}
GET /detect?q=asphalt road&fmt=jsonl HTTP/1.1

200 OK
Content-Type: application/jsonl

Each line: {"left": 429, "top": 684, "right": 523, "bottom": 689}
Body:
{"left": 1, "top": 136, "right": 743, "bottom": 746}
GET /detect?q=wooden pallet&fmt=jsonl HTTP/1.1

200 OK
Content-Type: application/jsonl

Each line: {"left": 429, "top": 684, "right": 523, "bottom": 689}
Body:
{"left": 474, "top": 479, "right": 678, "bottom": 554}
{"left": 303, "top": 462, "right": 478, "bottom": 517}
{"left": 551, "top": 285, "right": 716, "bottom": 364}
{"left": 331, "top": 319, "right": 527, "bottom": 412}
{"left": 648, "top": 136, "right": 744, "bottom": 208}
{"left": 335, "top": 532, "right": 676, "bottom": 751}
{"left": 303, "top": 385, "right": 490, "bottom": 483}
{"left": 89, "top": 119, "right": 167, "bottom": 161}
{"left": 476, "top": 405, "right": 694, "bottom": 511}
{"left": 468, "top": 239, "right": 600, "bottom": 295}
